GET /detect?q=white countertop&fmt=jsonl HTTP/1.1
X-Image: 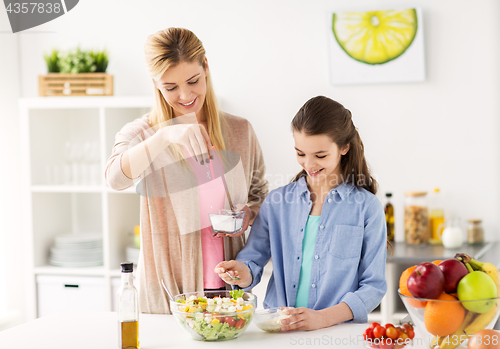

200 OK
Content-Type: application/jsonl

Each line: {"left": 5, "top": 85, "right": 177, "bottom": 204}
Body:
{"left": 0, "top": 310, "right": 404, "bottom": 349}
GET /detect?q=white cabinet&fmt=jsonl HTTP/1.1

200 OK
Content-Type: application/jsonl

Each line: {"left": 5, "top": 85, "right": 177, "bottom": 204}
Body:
{"left": 20, "top": 96, "right": 152, "bottom": 319}
{"left": 36, "top": 275, "right": 106, "bottom": 317}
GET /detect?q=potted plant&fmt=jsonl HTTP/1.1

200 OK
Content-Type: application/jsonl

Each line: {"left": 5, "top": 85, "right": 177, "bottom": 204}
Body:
{"left": 39, "top": 47, "right": 113, "bottom": 97}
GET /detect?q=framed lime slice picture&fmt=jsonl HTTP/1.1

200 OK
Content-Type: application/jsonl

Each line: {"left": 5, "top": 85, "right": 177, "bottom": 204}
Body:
{"left": 328, "top": 8, "right": 425, "bottom": 85}
{"left": 332, "top": 9, "right": 418, "bottom": 65}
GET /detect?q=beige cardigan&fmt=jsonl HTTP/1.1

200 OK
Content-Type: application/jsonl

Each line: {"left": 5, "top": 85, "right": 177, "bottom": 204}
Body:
{"left": 105, "top": 113, "right": 268, "bottom": 314}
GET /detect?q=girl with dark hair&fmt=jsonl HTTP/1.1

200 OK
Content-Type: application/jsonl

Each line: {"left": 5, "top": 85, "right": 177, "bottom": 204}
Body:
{"left": 215, "top": 96, "right": 388, "bottom": 330}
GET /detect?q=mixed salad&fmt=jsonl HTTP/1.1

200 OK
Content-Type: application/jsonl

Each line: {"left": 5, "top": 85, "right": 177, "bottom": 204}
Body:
{"left": 172, "top": 290, "right": 255, "bottom": 341}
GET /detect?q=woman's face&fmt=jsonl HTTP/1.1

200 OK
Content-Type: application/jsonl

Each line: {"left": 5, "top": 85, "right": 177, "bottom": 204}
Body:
{"left": 156, "top": 60, "right": 208, "bottom": 120}
{"left": 293, "top": 131, "right": 349, "bottom": 188}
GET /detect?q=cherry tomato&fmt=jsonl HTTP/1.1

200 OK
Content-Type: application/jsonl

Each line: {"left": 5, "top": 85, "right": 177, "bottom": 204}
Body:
{"left": 370, "top": 322, "right": 381, "bottom": 329}
{"left": 224, "top": 317, "right": 235, "bottom": 327}
{"left": 384, "top": 323, "right": 395, "bottom": 330}
{"left": 363, "top": 327, "right": 374, "bottom": 340}
{"left": 379, "top": 338, "right": 395, "bottom": 349}
{"left": 398, "top": 333, "right": 409, "bottom": 342}
{"left": 406, "top": 328, "right": 414, "bottom": 340}
{"left": 386, "top": 326, "right": 399, "bottom": 340}
{"left": 373, "top": 325, "right": 386, "bottom": 339}
{"left": 235, "top": 319, "right": 246, "bottom": 329}
{"left": 402, "top": 323, "right": 412, "bottom": 332}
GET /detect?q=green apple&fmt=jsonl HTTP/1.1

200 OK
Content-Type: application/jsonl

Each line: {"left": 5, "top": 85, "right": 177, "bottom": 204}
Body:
{"left": 457, "top": 271, "right": 497, "bottom": 313}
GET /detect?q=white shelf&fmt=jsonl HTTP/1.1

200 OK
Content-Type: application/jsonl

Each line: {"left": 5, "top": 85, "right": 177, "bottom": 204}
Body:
{"left": 34, "top": 265, "right": 107, "bottom": 276}
{"left": 32, "top": 185, "right": 104, "bottom": 193}
{"left": 19, "top": 96, "right": 153, "bottom": 109}
{"left": 21, "top": 97, "right": 145, "bottom": 320}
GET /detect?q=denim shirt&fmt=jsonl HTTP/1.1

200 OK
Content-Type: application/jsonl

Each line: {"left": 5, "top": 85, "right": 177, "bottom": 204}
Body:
{"left": 236, "top": 177, "right": 387, "bottom": 323}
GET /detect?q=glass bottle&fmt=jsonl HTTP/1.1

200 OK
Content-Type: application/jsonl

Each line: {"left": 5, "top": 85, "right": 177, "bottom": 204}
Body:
{"left": 385, "top": 193, "right": 395, "bottom": 241}
{"left": 404, "top": 192, "right": 430, "bottom": 244}
{"left": 429, "top": 188, "right": 445, "bottom": 244}
{"left": 117, "top": 262, "right": 139, "bottom": 349}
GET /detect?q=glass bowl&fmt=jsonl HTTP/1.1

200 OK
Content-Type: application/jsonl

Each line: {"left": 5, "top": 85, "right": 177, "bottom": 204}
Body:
{"left": 399, "top": 290, "right": 500, "bottom": 349}
{"left": 253, "top": 307, "right": 294, "bottom": 332}
{"left": 208, "top": 209, "right": 245, "bottom": 235}
{"left": 170, "top": 290, "right": 256, "bottom": 341}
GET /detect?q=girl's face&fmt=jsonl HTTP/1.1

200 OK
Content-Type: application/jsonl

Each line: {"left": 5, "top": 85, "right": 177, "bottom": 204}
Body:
{"left": 156, "top": 60, "right": 208, "bottom": 120}
{"left": 293, "top": 131, "right": 349, "bottom": 187}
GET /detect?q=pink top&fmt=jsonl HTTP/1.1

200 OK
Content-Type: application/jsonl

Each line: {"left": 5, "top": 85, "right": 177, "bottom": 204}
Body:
{"left": 186, "top": 149, "right": 225, "bottom": 289}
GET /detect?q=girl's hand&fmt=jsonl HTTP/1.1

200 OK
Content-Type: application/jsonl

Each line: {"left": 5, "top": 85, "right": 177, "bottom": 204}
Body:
{"left": 214, "top": 260, "right": 252, "bottom": 288}
{"left": 160, "top": 122, "right": 212, "bottom": 163}
{"left": 280, "top": 307, "right": 331, "bottom": 331}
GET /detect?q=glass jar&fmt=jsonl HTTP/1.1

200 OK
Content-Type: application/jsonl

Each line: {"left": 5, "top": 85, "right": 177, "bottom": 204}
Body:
{"left": 385, "top": 193, "right": 395, "bottom": 242}
{"left": 404, "top": 192, "right": 430, "bottom": 244}
{"left": 467, "top": 219, "right": 484, "bottom": 245}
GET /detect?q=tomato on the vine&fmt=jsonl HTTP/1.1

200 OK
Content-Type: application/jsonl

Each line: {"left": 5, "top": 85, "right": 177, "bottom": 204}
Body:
{"left": 386, "top": 326, "right": 399, "bottom": 340}
{"left": 370, "top": 322, "right": 381, "bottom": 329}
{"left": 363, "top": 327, "right": 374, "bottom": 340}
{"left": 373, "top": 325, "right": 386, "bottom": 339}
{"left": 379, "top": 338, "right": 395, "bottom": 349}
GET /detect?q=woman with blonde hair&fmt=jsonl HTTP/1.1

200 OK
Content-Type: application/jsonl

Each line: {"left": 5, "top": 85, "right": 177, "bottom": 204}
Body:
{"left": 106, "top": 27, "right": 268, "bottom": 314}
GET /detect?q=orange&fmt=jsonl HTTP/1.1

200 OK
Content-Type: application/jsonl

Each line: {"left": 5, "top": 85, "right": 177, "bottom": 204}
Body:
{"left": 399, "top": 265, "right": 426, "bottom": 308}
{"left": 432, "top": 260, "right": 443, "bottom": 265}
{"left": 468, "top": 329, "right": 500, "bottom": 349}
{"left": 424, "top": 293, "right": 465, "bottom": 337}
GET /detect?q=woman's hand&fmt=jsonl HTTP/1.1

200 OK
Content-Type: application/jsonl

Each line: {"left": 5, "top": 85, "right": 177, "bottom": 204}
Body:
{"left": 160, "top": 122, "right": 212, "bottom": 163}
{"left": 280, "top": 307, "right": 331, "bottom": 331}
{"left": 214, "top": 260, "right": 252, "bottom": 288}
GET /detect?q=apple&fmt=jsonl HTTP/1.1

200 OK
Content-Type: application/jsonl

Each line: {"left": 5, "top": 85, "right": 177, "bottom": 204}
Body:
{"left": 457, "top": 271, "right": 497, "bottom": 313}
{"left": 438, "top": 258, "right": 469, "bottom": 293}
{"left": 407, "top": 262, "right": 444, "bottom": 299}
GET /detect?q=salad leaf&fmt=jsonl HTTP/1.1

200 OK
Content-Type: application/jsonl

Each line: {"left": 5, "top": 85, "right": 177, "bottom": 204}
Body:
{"left": 230, "top": 289, "right": 244, "bottom": 300}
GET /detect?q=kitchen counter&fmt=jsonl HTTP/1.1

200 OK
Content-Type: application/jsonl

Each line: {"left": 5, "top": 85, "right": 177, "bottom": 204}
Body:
{"left": 0, "top": 310, "right": 428, "bottom": 349}
{"left": 388, "top": 241, "right": 497, "bottom": 265}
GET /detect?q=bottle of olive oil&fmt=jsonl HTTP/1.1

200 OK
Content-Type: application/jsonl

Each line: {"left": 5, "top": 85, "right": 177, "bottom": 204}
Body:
{"left": 385, "top": 193, "right": 395, "bottom": 241}
{"left": 117, "top": 262, "right": 139, "bottom": 349}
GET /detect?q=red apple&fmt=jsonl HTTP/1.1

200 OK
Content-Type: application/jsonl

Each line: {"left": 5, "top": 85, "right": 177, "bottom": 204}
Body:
{"left": 407, "top": 262, "right": 444, "bottom": 299}
{"left": 438, "top": 258, "right": 469, "bottom": 293}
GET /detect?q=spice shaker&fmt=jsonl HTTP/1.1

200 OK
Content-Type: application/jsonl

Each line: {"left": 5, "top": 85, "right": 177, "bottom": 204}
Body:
{"left": 404, "top": 192, "right": 430, "bottom": 244}
{"left": 467, "top": 219, "right": 484, "bottom": 245}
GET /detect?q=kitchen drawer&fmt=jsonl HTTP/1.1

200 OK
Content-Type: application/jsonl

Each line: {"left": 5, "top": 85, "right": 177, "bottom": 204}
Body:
{"left": 36, "top": 275, "right": 106, "bottom": 317}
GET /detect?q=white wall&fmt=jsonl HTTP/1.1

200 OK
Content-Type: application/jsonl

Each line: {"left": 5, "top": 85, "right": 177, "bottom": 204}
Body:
{"left": 2, "top": 0, "right": 499, "bottom": 324}
{"left": 0, "top": 6, "right": 23, "bottom": 328}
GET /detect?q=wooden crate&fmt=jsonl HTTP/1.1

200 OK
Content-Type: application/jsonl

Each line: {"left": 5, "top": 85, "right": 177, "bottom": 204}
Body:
{"left": 39, "top": 73, "right": 114, "bottom": 97}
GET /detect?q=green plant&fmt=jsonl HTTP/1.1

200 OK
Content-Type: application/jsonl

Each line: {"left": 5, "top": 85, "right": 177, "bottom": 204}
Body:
{"left": 43, "top": 47, "right": 110, "bottom": 73}
{"left": 59, "top": 47, "right": 96, "bottom": 73}
{"left": 43, "top": 49, "right": 60, "bottom": 73}
{"left": 89, "top": 50, "right": 109, "bottom": 73}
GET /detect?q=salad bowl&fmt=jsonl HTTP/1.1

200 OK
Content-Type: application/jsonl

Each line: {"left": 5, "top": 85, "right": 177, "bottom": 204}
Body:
{"left": 170, "top": 290, "right": 256, "bottom": 341}
{"left": 253, "top": 307, "right": 294, "bottom": 332}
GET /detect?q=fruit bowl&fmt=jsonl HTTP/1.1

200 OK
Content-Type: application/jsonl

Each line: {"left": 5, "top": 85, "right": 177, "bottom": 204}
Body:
{"left": 399, "top": 290, "right": 500, "bottom": 349}
{"left": 170, "top": 290, "right": 256, "bottom": 341}
{"left": 253, "top": 307, "right": 294, "bottom": 332}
